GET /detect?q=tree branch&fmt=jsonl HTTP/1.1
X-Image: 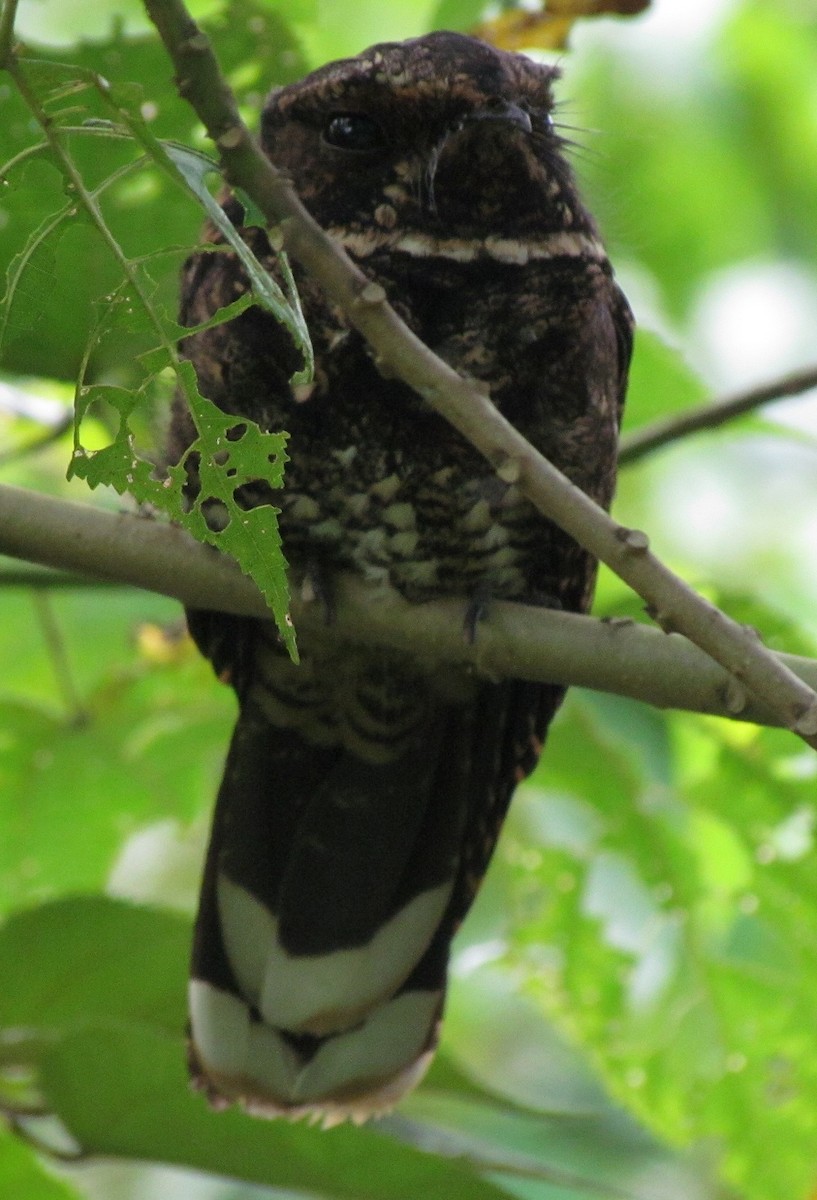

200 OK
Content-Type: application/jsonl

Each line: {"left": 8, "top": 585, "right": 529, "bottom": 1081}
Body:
{"left": 0, "top": 567, "right": 116, "bottom": 588}
{"left": 0, "top": 0, "right": 19, "bottom": 67}
{"left": 137, "top": 0, "right": 817, "bottom": 746}
{"left": 2, "top": 482, "right": 815, "bottom": 729}
{"left": 619, "top": 363, "right": 817, "bottom": 464}
{"left": 0, "top": 484, "right": 262, "bottom": 616}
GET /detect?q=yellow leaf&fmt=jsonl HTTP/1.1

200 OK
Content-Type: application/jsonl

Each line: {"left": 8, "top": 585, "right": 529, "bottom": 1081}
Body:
{"left": 548, "top": 0, "right": 650, "bottom": 14}
{"left": 136, "top": 622, "right": 194, "bottom": 667}
{"left": 475, "top": 1, "right": 650, "bottom": 53}
{"left": 474, "top": 12, "right": 574, "bottom": 52}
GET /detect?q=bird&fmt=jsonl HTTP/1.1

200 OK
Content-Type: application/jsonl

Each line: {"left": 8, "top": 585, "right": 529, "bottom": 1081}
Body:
{"left": 169, "top": 29, "right": 633, "bottom": 1127}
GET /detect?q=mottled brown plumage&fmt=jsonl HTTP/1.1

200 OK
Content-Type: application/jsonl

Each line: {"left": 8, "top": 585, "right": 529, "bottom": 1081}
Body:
{"left": 171, "top": 30, "right": 633, "bottom": 1124}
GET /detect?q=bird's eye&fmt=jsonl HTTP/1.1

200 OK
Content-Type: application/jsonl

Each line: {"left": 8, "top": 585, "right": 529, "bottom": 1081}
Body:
{"left": 323, "top": 112, "right": 386, "bottom": 153}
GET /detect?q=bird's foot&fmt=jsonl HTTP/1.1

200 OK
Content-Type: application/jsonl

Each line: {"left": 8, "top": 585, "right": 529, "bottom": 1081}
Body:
{"left": 464, "top": 585, "right": 563, "bottom": 645}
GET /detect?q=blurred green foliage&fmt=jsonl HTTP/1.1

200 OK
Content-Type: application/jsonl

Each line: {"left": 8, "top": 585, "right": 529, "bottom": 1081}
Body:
{"left": 2, "top": 2, "right": 817, "bottom": 1200}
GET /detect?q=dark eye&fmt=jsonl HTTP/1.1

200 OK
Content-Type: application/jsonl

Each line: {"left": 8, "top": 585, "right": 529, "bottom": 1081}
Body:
{"left": 323, "top": 112, "right": 386, "bottom": 153}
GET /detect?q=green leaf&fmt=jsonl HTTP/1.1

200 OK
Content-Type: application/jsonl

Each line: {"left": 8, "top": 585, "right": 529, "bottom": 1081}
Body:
{"left": 0, "top": 1, "right": 308, "bottom": 380}
{"left": 0, "top": 898, "right": 706, "bottom": 1198}
{"left": 0, "top": 192, "right": 85, "bottom": 361}
{"left": 420, "top": 970, "right": 716, "bottom": 1198}
{"left": 168, "top": 362, "right": 298, "bottom": 660}
{"left": 428, "top": 0, "right": 486, "bottom": 33}
{"left": 505, "top": 695, "right": 817, "bottom": 1200}
{"left": 619, "top": 328, "right": 707, "bottom": 436}
{"left": 12, "top": 55, "right": 313, "bottom": 383}
{"left": 2, "top": 56, "right": 305, "bottom": 656}
{"left": 41, "top": 1023, "right": 515, "bottom": 1200}
{"left": 400, "top": 1088, "right": 705, "bottom": 1200}
{"left": 60, "top": 268, "right": 297, "bottom": 653}
{"left": 0, "top": 1129, "right": 82, "bottom": 1200}
{"left": 0, "top": 658, "right": 231, "bottom": 914}
{"left": 0, "top": 897, "right": 189, "bottom": 1033}
{"left": 68, "top": 354, "right": 297, "bottom": 660}
{"left": 162, "top": 142, "right": 313, "bottom": 382}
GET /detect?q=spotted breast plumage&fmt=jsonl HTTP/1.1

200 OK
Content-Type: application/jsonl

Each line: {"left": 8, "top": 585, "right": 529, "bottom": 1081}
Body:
{"left": 169, "top": 30, "right": 633, "bottom": 1125}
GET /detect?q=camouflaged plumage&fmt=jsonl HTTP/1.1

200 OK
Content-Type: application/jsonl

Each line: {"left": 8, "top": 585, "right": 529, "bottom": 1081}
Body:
{"left": 171, "top": 30, "right": 633, "bottom": 1124}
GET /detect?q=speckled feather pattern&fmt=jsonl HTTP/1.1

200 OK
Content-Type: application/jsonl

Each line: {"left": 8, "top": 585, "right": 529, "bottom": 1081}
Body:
{"left": 171, "top": 31, "right": 633, "bottom": 1121}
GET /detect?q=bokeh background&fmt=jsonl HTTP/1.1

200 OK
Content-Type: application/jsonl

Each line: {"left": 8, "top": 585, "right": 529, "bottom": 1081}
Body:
{"left": 2, "top": 2, "right": 817, "bottom": 1198}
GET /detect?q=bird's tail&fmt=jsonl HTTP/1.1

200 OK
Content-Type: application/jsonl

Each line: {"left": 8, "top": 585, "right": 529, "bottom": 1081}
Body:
{"left": 187, "top": 620, "right": 560, "bottom": 1124}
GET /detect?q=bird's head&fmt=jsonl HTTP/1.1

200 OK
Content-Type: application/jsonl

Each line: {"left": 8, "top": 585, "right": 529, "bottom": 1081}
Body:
{"left": 260, "top": 31, "right": 597, "bottom": 260}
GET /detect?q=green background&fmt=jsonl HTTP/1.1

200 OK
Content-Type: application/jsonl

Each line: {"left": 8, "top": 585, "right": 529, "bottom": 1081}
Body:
{"left": 2, "top": 1, "right": 817, "bottom": 1198}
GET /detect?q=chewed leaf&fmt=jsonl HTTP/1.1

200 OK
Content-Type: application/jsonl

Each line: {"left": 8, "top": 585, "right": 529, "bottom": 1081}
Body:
{"left": 170, "top": 362, "right": 296, "bottom": 659}
{"left": 182, "top": 468, "right": 295, "bottom": 662}
{"left": 69, "top": 360, "right": 297, "bottom": 662}
{"left": 69, "top": 378, "right": 168, "bottom": 498}
{"left": 5, "top": 58, "right": 300, "bottom": 657}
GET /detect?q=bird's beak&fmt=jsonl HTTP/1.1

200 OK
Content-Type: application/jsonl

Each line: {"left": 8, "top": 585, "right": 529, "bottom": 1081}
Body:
{"left": 466, "top": 99, "right": 533, "bottom": 135}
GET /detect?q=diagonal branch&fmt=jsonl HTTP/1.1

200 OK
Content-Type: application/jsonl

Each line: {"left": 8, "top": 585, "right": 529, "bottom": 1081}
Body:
{"left": 619, "top": 363, "right": 817, "bottom": 464}
{"left": 1, "top": 482, "right": 816, "bottom": 730}
{"left": 140, "top": 0, "right": 817, "bottom": 746}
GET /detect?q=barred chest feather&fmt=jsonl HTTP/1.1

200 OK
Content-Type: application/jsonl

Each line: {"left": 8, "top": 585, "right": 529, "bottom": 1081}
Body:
{"left": 279, "top": 458, "right": 537, "bottom": 600}
{"left": 221, "top": 246, "right": 623, "bottom": 608}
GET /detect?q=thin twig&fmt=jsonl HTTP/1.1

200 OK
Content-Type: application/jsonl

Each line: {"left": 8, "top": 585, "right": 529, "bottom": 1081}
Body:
{"left": 619, "top": 364, "right": 817, "bottom": 464}
{"left": 1, "top": 482, "right": 816, "bottom": 729}
{"left": 0, "top": 567, "right": 118, "bottom": 588}
{"left": 0, "top": 0, "right": 20, "bottom": 66}
{"left": 32, "top": 591, "right": 89, "bottom": 725}
{"left": 138, "top": 0, "right": 817, "bottom": 745}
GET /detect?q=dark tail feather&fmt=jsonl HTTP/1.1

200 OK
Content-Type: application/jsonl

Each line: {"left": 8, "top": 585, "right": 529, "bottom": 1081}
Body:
{"left": 188, "top": 636, "right": 562, "bottom": 1124}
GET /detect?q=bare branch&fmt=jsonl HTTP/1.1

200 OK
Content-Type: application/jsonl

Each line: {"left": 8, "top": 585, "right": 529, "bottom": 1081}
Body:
{"left": 0, "top": 0, "right": 20, "bottom": 66}
{"left": 0, "top": 484, "right": 263, "bottom": 616}
{"left": 1, "top": 482, "right": 815, "bottom": 729}
{"left": 619, "top": 364, "right": 817, "bottom": 464}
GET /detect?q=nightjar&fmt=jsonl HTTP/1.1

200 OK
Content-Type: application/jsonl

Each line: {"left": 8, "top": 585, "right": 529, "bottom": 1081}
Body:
{"left": 170, "top": 30, "right": 633, "bottom": 1125}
